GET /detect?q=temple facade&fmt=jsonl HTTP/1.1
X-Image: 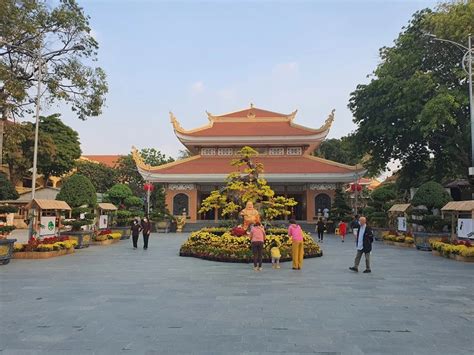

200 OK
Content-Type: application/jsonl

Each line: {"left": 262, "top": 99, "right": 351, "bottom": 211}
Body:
{"left": 133, "top": 105, "right": 364, "bottom": 223}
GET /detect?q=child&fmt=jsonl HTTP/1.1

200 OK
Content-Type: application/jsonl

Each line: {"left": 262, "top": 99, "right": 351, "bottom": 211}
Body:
{"left": 270, "top": 240, "right": 281, "bottom": 269}
{"left": 338, "top": 220, "right": 347, "bottom": 243}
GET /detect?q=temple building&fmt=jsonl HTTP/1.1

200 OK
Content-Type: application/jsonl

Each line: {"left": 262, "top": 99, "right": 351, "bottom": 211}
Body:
{"left": 133, "top": 105, "right": 364, "bottom": 223}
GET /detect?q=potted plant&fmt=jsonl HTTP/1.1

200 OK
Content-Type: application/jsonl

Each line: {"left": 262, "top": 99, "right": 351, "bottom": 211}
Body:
{"left": 0, "top": 205, "right": 18, "bottom": 265}
{"left": 56, "top": 174, "right": 97, "bottom": 248}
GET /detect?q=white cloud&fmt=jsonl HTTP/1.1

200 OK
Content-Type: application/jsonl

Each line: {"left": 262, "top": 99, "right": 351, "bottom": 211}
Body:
{"left": 216, "top": 88, "right": 235, "bottom": 100}
{"left": 272, "top": 61, "right": 299, "bottom": 76}
{"left": 190, "top": 81, "right": 205, "bottom": 94}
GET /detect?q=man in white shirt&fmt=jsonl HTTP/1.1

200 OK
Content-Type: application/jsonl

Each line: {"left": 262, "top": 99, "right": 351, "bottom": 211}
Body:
{"left": 349, "top": 216, "right": 374, "bottom": 273}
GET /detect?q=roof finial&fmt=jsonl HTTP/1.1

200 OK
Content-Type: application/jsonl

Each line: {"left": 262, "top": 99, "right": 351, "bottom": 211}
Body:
{"left": 250, "top": 102, "right": 254, "bottom": 108}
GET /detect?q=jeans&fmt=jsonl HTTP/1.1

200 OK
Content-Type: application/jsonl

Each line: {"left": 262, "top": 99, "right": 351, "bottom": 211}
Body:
{"left": 317, "top": 230, "right": 324, "bottom": 241}
{"left": 251, "top": 242, "right": 263, "bottom": 267}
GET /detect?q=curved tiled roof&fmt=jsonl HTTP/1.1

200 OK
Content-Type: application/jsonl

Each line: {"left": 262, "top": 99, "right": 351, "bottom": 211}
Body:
{"left": 185, "top": 121, "right": 319, "bottom": 137}
{"left": 147, "top": 155, "right": 356, "bottom": 175}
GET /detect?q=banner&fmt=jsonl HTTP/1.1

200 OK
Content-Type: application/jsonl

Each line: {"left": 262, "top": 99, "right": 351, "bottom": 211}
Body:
{"left": 397, "top": 217, "right": 407, "bottom": 232}
{"left": 40, "top": 216, "right": 56, "bottom": 236}
{"left": 457, "top": 218, "right": 474, "bottom": 239}
{"left": 99, "top": 215, "right": 109, "bottom": 229}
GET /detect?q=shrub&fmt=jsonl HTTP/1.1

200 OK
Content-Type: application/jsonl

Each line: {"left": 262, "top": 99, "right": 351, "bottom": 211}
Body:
{"left": 412, "top": 181, "right": 451, "bottom": 210}
{"left": 0, "top": 173, "right": 19, "bottom": 200}
{"left": 56, "top": 174, "right": 97, "bottom": 207}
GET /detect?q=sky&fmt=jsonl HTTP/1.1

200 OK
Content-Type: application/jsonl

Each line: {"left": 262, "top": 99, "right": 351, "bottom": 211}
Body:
{"left": 45, "top": 0, "right": 440, "bottom": 159}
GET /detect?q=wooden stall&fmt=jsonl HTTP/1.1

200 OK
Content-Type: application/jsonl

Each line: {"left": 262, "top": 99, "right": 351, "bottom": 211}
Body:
{"left": 441, "top": 201, "right": 474, "bottom": 240}
{"left": 97, "top": 203, "right": 118, "bottom": 230}
{"left": 25, "top": 199, "right": 71, "bottom": 237}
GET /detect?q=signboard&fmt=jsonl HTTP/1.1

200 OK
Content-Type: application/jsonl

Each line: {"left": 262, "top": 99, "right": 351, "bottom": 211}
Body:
{"left": 397, "top": 217, "right": 407, "bottom": 232}
{"left": 99, "top": 215, "right": 109, "bottom": 229}
{"left": 457, "top": 218, "right": 474, "bottom": 239}
{"left": 40, "top": 216, "right": 56, "bottom": 236}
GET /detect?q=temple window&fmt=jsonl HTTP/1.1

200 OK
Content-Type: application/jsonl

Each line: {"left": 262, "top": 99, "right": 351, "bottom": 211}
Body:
{"left": 287, "top": 147, "right": 302, "bottom": 155}
{"left": 269, "top": 147, "right": 284, "bottom": 155}
{"left": 217, "top": 148, "right": 234, "bottom": 156}
{"left": 173, "top": 193, "right": 189, "bottom": 215}
{"left": 201, "top": 148, "right": 216, "bottom": 155}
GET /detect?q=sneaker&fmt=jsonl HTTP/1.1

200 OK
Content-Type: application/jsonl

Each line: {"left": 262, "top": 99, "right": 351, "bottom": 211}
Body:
{"left": 272, "top": 264, "right": 276, "bottom": 269}
{"left": 349, "top": 267, "right": 358, "bottom": 272}
{"left": 144, "top": 247, "right": 148, "bottom": 250}
{"left": 363, "top": 269, "right": 372, "bottom": 273}
{"left": 133, "top": 247, "right": 137, "bottom": 250}
{"left": 253, "top": 267, "right": 258, "bottom": 272}
{"left": 276, "top": 265, "right": 281, "bottom": 269}
{"left": 292, "top": 267, "right": 298, "bottom": 270}
{"left": 258, "top": 267, "right": 263, "bottom": 271}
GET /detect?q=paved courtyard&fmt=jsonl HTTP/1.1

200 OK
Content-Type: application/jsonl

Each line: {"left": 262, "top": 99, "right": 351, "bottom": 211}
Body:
{"left": 1, "top": 233, "right": 473, "bottom": 354}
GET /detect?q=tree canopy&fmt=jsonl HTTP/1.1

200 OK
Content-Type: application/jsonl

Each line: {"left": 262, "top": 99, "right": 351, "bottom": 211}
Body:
{"left": 349, "top": 2, "right": 474, "bottom": 189}
{"left": 0, "top": 0, "right": 108, "bottom": 120}
{"left": 37, "top": 114, "right": 81, "bottom": 185}
{"left": 314, "top": 136, "right": 361, "bottom": 166}
{"left": 75, "top": 160, "right": 118, "bottom": 193}
{"left": 412, "top": 181, "right": 451, "bottom": 210}
{"left": 0, "top": 172, "right": 19, "bottom": 200}
{"left": 2, "top": 120, "right": 55, "bottom": 185}
{"left": 56, "top": 173, "right": 96, "bottom": 207}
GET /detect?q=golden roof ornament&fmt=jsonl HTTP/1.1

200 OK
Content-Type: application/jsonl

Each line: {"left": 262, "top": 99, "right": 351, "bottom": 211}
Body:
{"left": 169, "top": 111, "right": 184, "bottom": 132}
{"left": 131, "top": 146, "right": 153, "bottom": 171}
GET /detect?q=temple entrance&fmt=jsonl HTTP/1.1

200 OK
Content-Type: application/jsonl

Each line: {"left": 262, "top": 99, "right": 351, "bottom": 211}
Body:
{"left": 287, "top": 194, "right": 305, "bottom": 220}
{"left": 315, "top": 193, "right": 331, "bottom": 216}
{"left": 173, "top": 193, "right": 189, "bottom": 215}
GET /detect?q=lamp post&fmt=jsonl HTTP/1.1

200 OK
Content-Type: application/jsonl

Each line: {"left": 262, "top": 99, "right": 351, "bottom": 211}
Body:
{"left": 0, "top": 37, "right": 85, "bottom": 238}
{"left": 427, "top": 33, "right": 474, "bottom": 175}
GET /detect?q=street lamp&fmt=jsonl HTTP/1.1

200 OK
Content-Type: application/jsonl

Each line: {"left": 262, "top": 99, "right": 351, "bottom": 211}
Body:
{"left": 0, "top": 37, "right": 85, "bottom": 238}
{"left": 427, "top": 33, "right": 474, "bottom": 175}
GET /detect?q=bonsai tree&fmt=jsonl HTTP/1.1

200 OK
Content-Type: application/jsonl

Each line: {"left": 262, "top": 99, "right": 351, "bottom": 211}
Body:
{"left": 365, "top": 184, "right": 397, "bottom": 228}
{"left": 330, "top": 187, "right": 352, "bottom": 222}
{"left": 105, "top": 184, "right": 143, "bottom": 226}
{"left": 56, "top": 174, "right": 96, "bottom": 231}
{"left": 199, "top": 146, "right": 297, "bottom": 223}
{"left": 411, "top": 181, "right": 451, "bottom": 233}
{"left": 0, "top": 173, "right": 19, "bottom": 200}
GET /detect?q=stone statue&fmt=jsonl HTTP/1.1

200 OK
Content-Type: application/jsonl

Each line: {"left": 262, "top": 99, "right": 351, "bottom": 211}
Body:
{"left": 239, "top": 201, "right": 261, "bottom": 231}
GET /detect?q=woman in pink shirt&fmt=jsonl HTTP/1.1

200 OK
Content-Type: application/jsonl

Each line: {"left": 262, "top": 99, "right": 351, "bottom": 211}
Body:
{"left": 288, "top": 219, "right": 304, "bottom": 270}
{"left": 249, "top": 222, "right": 265, "bottom": 271}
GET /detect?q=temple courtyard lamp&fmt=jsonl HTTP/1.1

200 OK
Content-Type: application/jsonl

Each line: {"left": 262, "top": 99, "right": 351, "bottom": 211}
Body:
{"left": 426, "top": 33, "right": 474, "bottom": 175}
{"left": 0, "top": 37, "right": 84, "bottom": 239}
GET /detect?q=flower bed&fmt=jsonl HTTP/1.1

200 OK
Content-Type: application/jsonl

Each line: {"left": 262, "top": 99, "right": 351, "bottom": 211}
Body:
{"left": 382, "top": 233, "right": 415, "bottom": 248}
{"left": 92, "top": 231, "right": 122, "bottom": 245}
{"left": 430, "top": 239, "right": 474, "bottom": 262}
{"left": 13, "top": 237, "right": 77, "bottom": 259}
{"left": 179, "top": 229, "right": 322, "bottom": 263}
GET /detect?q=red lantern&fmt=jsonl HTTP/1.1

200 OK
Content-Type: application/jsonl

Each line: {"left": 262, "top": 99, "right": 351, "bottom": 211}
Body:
{"left": 350, "top": 184, "right": 356, "bottom": 191}
{"left": 144, "top": 183, "right": 154, "bottom": 192}
{"left": 356, "top": 184, "right": 362, "bottom": 192}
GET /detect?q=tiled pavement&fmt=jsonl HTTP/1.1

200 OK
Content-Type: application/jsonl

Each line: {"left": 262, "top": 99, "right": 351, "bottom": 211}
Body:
{"left": 1, "top": 233, "right": 473, "bottom": 354}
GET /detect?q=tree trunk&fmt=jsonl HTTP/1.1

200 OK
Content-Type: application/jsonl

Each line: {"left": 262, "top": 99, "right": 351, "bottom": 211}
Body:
{"left": 0, "top": 119, "right": 4, "bottom": 167}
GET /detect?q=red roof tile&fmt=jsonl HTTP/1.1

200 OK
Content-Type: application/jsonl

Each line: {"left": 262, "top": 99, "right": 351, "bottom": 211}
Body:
{"left": 149, "top": 156, "right": 354, "bottom": 175}
{"left": 217, "top": 108, "right": 288, "bottom": 118}
{"left": 184, "top": 121, "right": 317, "bottom": 137}
{"left": 81, "top": 155, "right": 122, "bottom": 168}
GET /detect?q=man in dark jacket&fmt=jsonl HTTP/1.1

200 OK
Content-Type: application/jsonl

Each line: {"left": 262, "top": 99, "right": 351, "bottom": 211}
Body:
{"left": 349, "top": 216, "right": 374, "bottom": 273}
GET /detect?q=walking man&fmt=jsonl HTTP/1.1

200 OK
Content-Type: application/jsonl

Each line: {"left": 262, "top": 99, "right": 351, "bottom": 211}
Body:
{"left": 349, "top": 216, "right": 374, "bottom": 273}
{"left": 131, "top": 218, "right": 142, "bottom": 250}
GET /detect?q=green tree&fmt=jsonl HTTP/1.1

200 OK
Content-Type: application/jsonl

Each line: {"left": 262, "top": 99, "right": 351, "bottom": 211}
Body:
{"left": 2, "top": 121, "right": 55, "bottom": 186}
{"left": 364, "top": 184, "right": 398, "bottom": 227}
{"left": 75, "top": 160, "right": 118, "bottom": 193}
{"left": 56, "top": 173, "right": 96, "bottom": 207}
{"left": 330, "top": 187, "right": 352, "bottom": 222}
{"left": 37, "top": 114, "right": 81, "bottom": 186}
{"left": 349, "top": 4, "right": 473, "bottom": 188}
{"left": 0, "top": 0, "right": 108, "bottom": 120}
{"left": 0, "top": 172, "right": 18, "bottom": 200}
{"left": 105, "top": 184, "right": 134, "bottom": 207}
{"left": 314, "top": 135, "right": 361, "bottom": 166}
{"left": 412, "top": 181, "right": 451, "bottom": 210}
